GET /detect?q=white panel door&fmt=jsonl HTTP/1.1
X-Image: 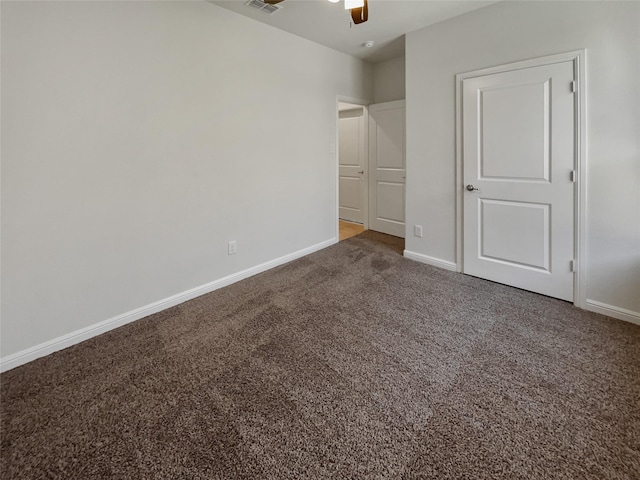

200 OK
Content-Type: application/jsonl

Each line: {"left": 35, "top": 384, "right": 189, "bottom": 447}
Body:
{"left": 463, "top": 61, "right": 575, "bottom": 301}
{"left": 369, "top": 100, "right": 406, "bottom": 238}
{"left": 339, "top": 109, "right": 365, "bottom": 224}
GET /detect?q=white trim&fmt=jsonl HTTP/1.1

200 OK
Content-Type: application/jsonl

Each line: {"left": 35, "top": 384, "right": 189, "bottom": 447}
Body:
{"left": 455, "top": 50, "right": 587, "bottom": 80}
{"left": 368, "top": 99, "right": 406, "bottom": 113}
{"left": 574, "top": 51, "right": 588, "bottom": 310}
{"left": 455, "top": 50, "right": 587, "bottom": 302}
{"left": 0, "top": 238, "right": 337, "bottom": 373}
{"left": 584, "top": 300, "right": 640, "bottom": 326}
{"left": 362, "top": 107, "right": 369, "bottom": 230}
{"left": 336, "top": 95, "right": 371, "bottom": 107}
{"left": 403, "top": 250, "right": 458, "bottom": 272}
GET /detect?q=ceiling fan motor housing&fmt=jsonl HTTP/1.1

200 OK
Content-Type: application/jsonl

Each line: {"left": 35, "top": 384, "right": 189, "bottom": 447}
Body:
{"left": 351, "top": 0, "right": 368, "bottom": 25}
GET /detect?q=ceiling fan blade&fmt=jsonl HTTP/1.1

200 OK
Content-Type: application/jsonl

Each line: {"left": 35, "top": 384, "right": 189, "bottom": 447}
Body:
{"left": 263, "top": 0, "right": 285, "bottom": 4}
{"left": 350, "top": 0, "right": 368, "bottom": 24}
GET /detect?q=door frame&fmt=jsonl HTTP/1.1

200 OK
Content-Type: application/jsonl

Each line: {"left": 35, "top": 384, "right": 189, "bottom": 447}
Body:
{"left": 336, "top": 95, "right": 370, "bottom": 240}
{"left": 455, "top": 50, "right": 587, "bottom": 307}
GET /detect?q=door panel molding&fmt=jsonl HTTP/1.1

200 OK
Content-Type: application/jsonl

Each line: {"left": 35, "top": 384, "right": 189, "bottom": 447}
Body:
{"left": 455, "top": 50, "right": 586, "bottom": 307}
{"left": 369, "top": 99, "right": 406, "bottom": 238}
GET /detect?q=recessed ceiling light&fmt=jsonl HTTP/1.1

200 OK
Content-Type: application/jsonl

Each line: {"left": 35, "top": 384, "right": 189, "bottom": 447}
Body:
{"left": 363, "top": 41, "right": 375, "bottom": 48}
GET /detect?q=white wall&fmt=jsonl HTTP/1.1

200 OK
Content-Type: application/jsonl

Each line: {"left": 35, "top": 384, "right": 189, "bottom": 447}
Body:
{"left": 1, "top": 1, "right": 372, "bottom": 361}
{"left": 406, "top": 1, "right": 640, "bottom": 318}
{"left": 373, "top": 55, "right": 405, "bottom": 104}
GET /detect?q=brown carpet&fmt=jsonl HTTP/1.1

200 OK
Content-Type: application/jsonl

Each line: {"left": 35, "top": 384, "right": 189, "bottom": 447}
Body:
{"left": 2, "top": 231, "right": 639, "bottom": 479}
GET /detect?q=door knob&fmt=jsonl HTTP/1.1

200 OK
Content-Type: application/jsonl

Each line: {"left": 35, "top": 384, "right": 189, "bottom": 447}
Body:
{"left": 357, "top": 170, "right": 364, "bottom": 174}
{"left": 466, "top": 184, "right": 479, "bottom": 192}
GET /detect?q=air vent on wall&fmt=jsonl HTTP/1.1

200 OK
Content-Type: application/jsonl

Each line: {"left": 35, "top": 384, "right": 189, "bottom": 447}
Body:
{"left": 245, "top": 0, "right": 282, "bottom": 15}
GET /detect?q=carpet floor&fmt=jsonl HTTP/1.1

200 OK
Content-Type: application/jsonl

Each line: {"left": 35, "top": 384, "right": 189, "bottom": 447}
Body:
{"left": 1, "top": 231, "right": 639, "bottom": 479}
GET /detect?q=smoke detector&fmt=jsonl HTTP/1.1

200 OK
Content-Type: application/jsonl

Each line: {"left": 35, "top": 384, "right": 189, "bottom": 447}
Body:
{"left": 363, "top": 41, "right": 375, "bottom": 48}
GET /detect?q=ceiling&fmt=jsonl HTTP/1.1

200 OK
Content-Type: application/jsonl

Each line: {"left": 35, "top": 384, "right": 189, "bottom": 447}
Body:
{"left": 211, "top": 0, "right": 496, "bottom": 63}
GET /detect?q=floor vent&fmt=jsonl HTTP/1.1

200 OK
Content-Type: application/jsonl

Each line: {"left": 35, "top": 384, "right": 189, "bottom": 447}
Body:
{"left": 245, "top": 0, "right": 282, "bottom": 15}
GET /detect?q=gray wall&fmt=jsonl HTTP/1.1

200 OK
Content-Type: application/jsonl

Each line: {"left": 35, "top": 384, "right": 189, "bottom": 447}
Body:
{"left": 405, "top": 1, "right": 640, "bottom": 318}
{"left": 1, "top": 1, "right": 372, "bottom": 359}
{"left": 373, "top": 55, "right": 406, "bottom": 104}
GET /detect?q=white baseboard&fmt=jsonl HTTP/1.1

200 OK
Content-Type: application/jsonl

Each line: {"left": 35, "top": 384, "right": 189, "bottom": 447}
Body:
{"left": 0, "top": 238, "right": 337, "bottom": 373}
{"left": 403, "top": 250, "right": 458, "bottom": 272}
{"left": 402, "top": 253, "right": 640, "bottom": 327}
{"left": 584, "top": 299, "right": 640, "bottom": 326}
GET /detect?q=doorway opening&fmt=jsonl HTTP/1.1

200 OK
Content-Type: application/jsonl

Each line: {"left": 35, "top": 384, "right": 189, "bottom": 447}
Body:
{"left": 336, "top": 98, "right": 407, "bottom": 243}
{"left": 338, "top": 101, "right": 368, "bottom": 241}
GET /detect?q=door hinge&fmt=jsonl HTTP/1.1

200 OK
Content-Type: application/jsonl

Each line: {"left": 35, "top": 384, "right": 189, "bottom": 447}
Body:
{"left": 570, "top": 170, "right": 577, "bottom": 183}
{"left": 570, "top": 81, "right": 577, "bottom": 93}
{"left": 570, "top": 260, "right": 577, "bottom": 273}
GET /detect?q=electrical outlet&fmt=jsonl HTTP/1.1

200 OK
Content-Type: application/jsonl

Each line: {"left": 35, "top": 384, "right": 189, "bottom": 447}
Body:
{"left": 228, "top": 240, "right": 237, "bottom": 255}
{"left": 414, "top": 225, "right": 423, "bottom": 238}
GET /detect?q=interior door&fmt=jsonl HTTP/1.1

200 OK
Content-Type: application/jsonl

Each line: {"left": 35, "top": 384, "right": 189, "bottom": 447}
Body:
{"left": 462, "top": 61, "right": 575, "bottom": 301}
{"left": 369, "top": 100, "right": 406, "bottom": 238}
{"left": 339, "top": 108, "right": 366, "bottom": 224}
